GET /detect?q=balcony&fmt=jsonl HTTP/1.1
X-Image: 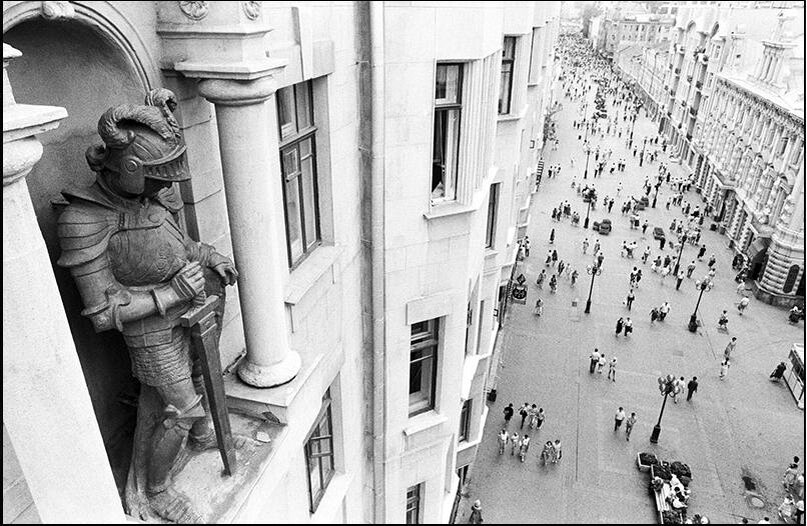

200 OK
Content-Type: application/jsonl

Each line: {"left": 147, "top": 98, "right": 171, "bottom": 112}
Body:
{"left": 675, "top": 67, "right": 681, "bottom": 75}
{"left": 686, "top": 74, "right": 693, "bottom": 83}
{"left": 689, "top": 107, "right": 697, "bottom": 117}
{"left": 686, "top": 133, "right": 693, "bottom": 141}
{"left": 695, "top": 80, "right": 703, "bottom": 90}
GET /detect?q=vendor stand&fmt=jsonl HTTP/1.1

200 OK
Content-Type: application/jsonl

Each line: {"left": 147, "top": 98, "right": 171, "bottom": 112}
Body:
{"left": 784, "top": 343, "right": 804, "bottom": 410}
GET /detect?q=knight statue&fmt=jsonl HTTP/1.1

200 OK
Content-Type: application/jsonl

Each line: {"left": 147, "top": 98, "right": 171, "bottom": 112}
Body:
{"left": 56, "top": 88, "right": 238, "bottom": 522}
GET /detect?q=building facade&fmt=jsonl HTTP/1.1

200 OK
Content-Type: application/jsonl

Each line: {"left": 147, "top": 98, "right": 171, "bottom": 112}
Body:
{"left": 695, "top": 17, "right": 805, "bottom": 305}
{"left": 2, "top": 1, "right": 560, "bottom": 524}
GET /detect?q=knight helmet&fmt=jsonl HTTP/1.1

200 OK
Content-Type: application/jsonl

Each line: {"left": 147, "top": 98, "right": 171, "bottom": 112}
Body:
{"left": 86, "top": 88, "right": 189, "bottom": 194}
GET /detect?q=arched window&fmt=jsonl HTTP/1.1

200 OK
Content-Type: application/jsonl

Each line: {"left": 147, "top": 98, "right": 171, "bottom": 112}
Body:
{"left": 783, "top": 265, "right": 800, "bottom": 294}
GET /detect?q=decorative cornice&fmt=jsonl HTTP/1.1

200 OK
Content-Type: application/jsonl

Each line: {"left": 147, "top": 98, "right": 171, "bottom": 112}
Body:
{"left": 241, "top": 1, "right": 261, "bottom": 20}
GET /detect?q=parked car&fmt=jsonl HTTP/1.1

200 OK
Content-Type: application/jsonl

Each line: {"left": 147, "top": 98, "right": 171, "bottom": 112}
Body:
{"left": 597, "top": 218, "right": 612, "bottom": 235}
{"left": 653, "top": 226, "right": 666, "bottom": 241}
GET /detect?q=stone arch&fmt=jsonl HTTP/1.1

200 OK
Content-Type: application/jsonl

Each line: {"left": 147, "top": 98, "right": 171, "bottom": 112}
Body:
{"left": 3, "top": 1, "right": 158, "bottom": 89}
{"left": 3, "top": 3, "right": 159, "bottom": 488}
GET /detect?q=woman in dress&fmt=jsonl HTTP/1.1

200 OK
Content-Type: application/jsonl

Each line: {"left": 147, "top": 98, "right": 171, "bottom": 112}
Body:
{"left": 549, "top": 274, "right": 558, "bottom": 294}
{"left": 615, "top": 317, "right": 624, "bottom": 336}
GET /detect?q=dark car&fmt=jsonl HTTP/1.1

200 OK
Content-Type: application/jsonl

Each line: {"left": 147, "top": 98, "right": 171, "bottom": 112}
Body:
{"left": 597, "top": 218, "right": 612, "bottom": 235}
{"left": 653, "top": 226, "right": 666, "bottom": 241}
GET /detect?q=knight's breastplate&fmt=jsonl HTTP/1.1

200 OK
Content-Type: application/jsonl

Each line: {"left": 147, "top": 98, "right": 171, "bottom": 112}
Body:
{"left": 108, "top": 202, "right": 187, "bottom": 287}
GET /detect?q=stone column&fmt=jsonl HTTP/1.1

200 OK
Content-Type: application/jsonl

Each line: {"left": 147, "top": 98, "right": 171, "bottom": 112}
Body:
{"left": 2, "top": 44, "right": 124, "bottom": 523}
{"left": 194, "top": 75, "right": 302, "bottom": 388}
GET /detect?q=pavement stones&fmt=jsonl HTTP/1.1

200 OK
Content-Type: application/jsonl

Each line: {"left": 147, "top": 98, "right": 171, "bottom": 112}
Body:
{"left": 459, "top": 76, "right": 805, "bottom": 524}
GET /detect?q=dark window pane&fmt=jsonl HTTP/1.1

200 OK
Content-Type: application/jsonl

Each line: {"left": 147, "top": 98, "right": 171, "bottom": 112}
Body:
{"left": 277, "top": 86, "right": 297, "bottom": 140}
{"left": 295, "top": 83, "right": 313, "bottom": 131}
{"left": 285, "top": 177, "right": 304, "bottom": 263}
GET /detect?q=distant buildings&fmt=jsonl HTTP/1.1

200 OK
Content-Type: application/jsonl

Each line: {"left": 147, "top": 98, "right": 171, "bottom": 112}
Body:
{"left": 615, "top": 2, "right": 805, "bottom": 305}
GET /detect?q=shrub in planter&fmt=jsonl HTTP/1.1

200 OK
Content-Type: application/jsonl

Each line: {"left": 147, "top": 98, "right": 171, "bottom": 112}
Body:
{"left": 662, "top": 510, "right": 683, "bottom": 524}
{"left": 640, "top": 452, "right": 659, "bottom": 466}
{"left": 655, "top": 464, "right": 672, "bottom": 480}
{"left": 670, "top": 461, "right": 692, "bottom": 480}
{"left": 679, "top": 475, "right": 692, "bottom": 487}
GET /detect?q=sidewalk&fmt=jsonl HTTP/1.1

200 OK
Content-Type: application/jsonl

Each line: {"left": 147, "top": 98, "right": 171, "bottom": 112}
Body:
{"left": 462, "top": 73, "right": 805, "bottom": 525}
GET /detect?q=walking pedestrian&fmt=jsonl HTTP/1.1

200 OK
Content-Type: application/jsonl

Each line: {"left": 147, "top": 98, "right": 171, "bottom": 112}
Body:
{"left": 468, "top": 500, "right": 483, "bottom": 524}
{"left": 626, "top": 289, "right": 635, "bottom": 310}
{"left": 552, "top": 249, "right": 558, "bottom": 265}
{"left": 687, "top": 260, "right": 696, "bottom": 278}
{"left": 510, "top": 432, "right": 519, "bottom": 455}
{"left": 642, "top": 220, "right": 649, "bottom": 235}
{"left": 672, "top": 376, "right": 685, "bottom": 403}
{"left": 536, "top": 269, "right": 546, "bottom": 288}
{"left": 593, "top": 240, "right": 601, "bottom": 256}
{"left": 519, "top": 434, "right": 530, "bottom": 462}
{"left": 625, "top": 412, "right": 637, "bottom": 441}
{"left": 558, "top": 260, "right": 566, "bottom": 277}
{"left": 708, "top": 254, "right": 716, "bottom": 268}
{"left": 724, "top": 337, "right": 737, "bottom": 361}
{"left": 676, "top": 270, "right": 685, "bottom": 290}
{"left": 549, "top": 228, "right": 555, "bottom": 244}
{"left": 615, "top": 317, "right": 624, "bottom": 336}
{"left": 697, "top": 244, "right": 706, "bottom": 260}
{"left": 582, "top": 238, "right": 590, "bottom": 254}
{"left": 552, "top": 439, "right": 562, "bottom": 462}
{"left": 590, "top": 348, "right": 601, "bottom": 373}
{"left": 535, "top": 407, "right": 545, "bottom": 429}
{"left": 519, "top": 402, "right": 529, "bottom": 429}
{"left": 719, "top": 359, "right": 731, "bottom": 380}
{"left": 498, "top": 429, "right": 509, "bottom": 455}
{"left": 659, "top": 301, "right": 670, "bottom": 321}
{"left": 614, "top": 407, "right": 626, "bottom": 431}
{"left": 642, "top": 246, "right": 651, "bottom": 263}
{"left": 624, "top": 317, "right": 633, "bottom": 336}
{"left": 686, "top": 376, "right": 698, "bottom": 401}
{"left": 597, "top": 352, "right": 607, "bottom": 374}
{"left": 650, "top": 306, "right": 659, "bottom": 324}
{"left": 503, "top": 403, "right": 514, "bottom": 427}
{"left": 607, "top": 356, "right": 617, "bottom": 382}
{"left": 738, "top": 296, "right": 750, "bottom": 315}
{"left": 540, "top": 441, "right": 554, "bottom": 465}
{"left": 636, "top": 268, "right": 642, "bottom": 288}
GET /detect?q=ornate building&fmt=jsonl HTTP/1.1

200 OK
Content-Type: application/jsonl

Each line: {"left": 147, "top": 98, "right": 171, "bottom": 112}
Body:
{"left": 695, "top": 12, "right": 805, "bottom": 305}
{"left": 3, "top": 1, "right": 561, "bottom": 523}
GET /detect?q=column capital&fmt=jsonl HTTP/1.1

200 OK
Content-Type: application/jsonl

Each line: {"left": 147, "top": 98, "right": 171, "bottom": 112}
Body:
{"left": 197, "top": 74, "right": 278, "bottom": 106}
{"left": 3, "top": 43, "right": 67, "bottom": 186}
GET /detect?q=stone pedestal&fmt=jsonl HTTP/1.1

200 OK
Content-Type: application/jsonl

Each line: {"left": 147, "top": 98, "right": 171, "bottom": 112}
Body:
{"left": 2, "top": 43, "right": 124, "bottom": 523}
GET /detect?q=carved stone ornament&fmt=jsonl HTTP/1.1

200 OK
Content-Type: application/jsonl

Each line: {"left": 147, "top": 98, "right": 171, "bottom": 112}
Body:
{"left": 242, "top": 1, "right": 262, "bottom": 20}
{"left": 41, "top": 1, "right": 75, "bottom": 20}
{"left": 56, "top": 89, "right": 240, "bottom": 523}
{"left": 179, "top": 0, "right": 209, "bottom": 21}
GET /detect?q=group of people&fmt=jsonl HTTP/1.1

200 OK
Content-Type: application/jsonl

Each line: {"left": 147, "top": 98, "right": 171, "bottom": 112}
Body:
{"left": 498, "top": 403, "right": 561, "bottom": 465}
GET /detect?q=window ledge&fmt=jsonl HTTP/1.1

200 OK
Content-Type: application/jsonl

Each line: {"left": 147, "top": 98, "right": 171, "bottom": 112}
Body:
{"left": 310, "top": 471, "right": 355, "bottom": 524}
{"left": 497, "top": 108, "right": 528, "bottom": 123}
{"left": 484, "top": 248, "right": 499, "bottom": 259}
{"left": 424, "top": 200, "right": 475, "bottom": 220}
{"left": 403, "top": 411, "right": 447, "bottom": 437}
{"left": 285, "top": 244, "right": 344, "bottom": 305}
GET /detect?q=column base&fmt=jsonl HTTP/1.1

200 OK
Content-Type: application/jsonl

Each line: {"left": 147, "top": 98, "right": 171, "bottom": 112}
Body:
{"left": 237, "top": 350, "right": 302, "bottom": 388}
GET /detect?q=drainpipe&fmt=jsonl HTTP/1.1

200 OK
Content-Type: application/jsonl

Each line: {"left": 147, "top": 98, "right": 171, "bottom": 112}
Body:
{"left": 358, "top": 1, "right": 387, "bottom": 522}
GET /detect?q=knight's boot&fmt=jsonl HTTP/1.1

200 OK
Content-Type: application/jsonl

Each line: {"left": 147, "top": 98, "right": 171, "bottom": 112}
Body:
{"left": 146, "top": 395, "right": 206, "bottom": 522}
{"left": 188, "top": 371, "right": 216, "bottom": 451}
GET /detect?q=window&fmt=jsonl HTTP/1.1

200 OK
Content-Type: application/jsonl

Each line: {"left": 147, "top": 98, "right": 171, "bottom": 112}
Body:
{"left": 499, "top": 37, "right": 516, "bottom": 114}
{"left": 406, "top": 484, "right": 423, "bottom": 524}
{"left": 459, "top": 399, "right": 472, "bottom": 442}
{"left": 777, "top": 135, "right": 789, "bottom": 157}
{"left": 432, "top": 64, "right": 463, "bottom": 202}
{"left": 409, "top": 319, "right": 439, "bottom": 416}
{"left": 304, "top": 390, "right": 335, "bottom": 513}
{"left": 485, "top": 183, "right": 499, "bottom": 248}
{"left": 278, "top": 82, "right": 320, "bottom": 267}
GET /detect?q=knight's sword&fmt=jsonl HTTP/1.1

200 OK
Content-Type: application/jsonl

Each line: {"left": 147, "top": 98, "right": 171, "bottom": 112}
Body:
{"left": 180, "top": 293, "right": 237, "bottom": 476}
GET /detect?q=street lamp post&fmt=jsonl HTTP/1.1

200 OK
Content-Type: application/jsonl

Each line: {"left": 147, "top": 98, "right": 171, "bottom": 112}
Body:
{"left": 673, "top": 233, "right": 688, "bottom": 275}
{"left": 688, "top": 279, "right": 710, "bottom": 332}
{"left": 650, "top": 374, "right": 676, "bottom": 443}
{"left": 584, "top": 261, "right": 603, "bottom": 314}
{"left": 583, "top": 196, "right": 592, "bottom": 229}
{"left": 583, "top": 145, "right": 591, "bottom": 179}
{"left": 652, "top": 183, "right": 660, "bottom": 208}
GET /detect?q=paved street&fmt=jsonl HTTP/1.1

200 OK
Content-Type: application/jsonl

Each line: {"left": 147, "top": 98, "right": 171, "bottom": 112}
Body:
{"left": 460, "top": 76, "right": 805, "bottom": 524}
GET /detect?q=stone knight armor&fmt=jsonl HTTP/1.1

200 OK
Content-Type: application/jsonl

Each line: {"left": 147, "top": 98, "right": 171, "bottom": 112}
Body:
{"left": 56, "top": 89, "right": 238, "bottom": 522}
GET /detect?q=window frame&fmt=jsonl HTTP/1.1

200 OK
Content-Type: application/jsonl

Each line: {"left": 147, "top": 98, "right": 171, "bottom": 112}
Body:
{"left": 458, "top": 399, "right": 472, "bottom": 442}
{"left": 405, "top": 483, "right": 423, "bottom": 524}
{"left": 277, "top": 81, "right": 321, "bottom": 268}
{"left": 304, "top": 389, "right": 335, "bottom": 514}
{"left": 432, "top": 63, "right": 464, "bottom": 203}
{"left": 499, "top": 36, "right": 517, "bottom": 115}
{"left": 409, "top": 319, "right": 440, "bottom": 417}
{"left": 485, "top": 183, "right": 500, "bottom": 248}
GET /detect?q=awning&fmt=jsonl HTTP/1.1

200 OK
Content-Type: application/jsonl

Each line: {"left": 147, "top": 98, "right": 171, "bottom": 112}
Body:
{"left": 746, "top": 236, "right": 770, "bottom": 260}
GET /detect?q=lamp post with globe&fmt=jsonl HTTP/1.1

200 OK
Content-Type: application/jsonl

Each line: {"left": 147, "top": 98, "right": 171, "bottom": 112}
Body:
{"left": 584, "top": 260, "right": 603, "bottom": 314}
{"left": 688, "top": 279, "right": 711, "bottom": 332}
{"left": 650, "top": 374, "right": 676, "bottom": 443}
